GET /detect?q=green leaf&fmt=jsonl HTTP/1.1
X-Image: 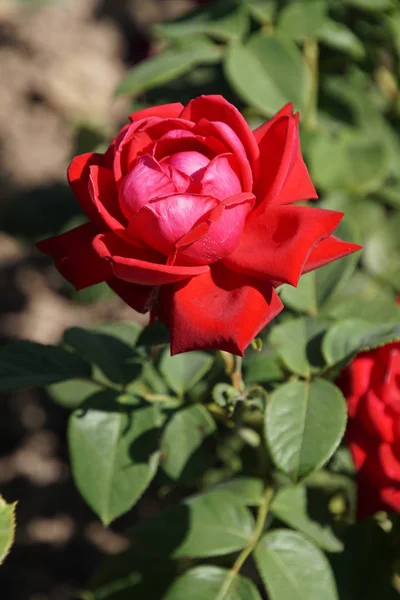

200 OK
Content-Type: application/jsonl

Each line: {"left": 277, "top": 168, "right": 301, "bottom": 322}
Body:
{"left": 277, "top": 0, "right": 327, "bottom": 41}
{"left": 279, "top": 273, "right": 317, "bottom": 315}
{"left": 318, "top": 20, "right": 365, "bottom": 59}
{"left": 269, "top": 318, "right": 329, "bottom": 377}
{"left": 323, "top": 319, "right": 400, "bottom": 368}
{"left": 161, "top": 404, "right": 216, "bottom": 482}
{"left": 63, "top": 324, "right": 143, "bottom": 385}
{"left": 243, "top": 351, "right": 284, "bottom": 383}
{"left": 310, "top": 130, "right": 390, "bottom": 195}
{"left": 0, "top": 496, "right": 16, "bottom": 565}
{"left": 313, "top": 222, "right": 361, "bottom": 311}
{"left": 362, "top": 216, "right": 400, "bottom": 290}
{"left": 271, "top": 486, "right": 343, "bottom": 552}
{"left": 225, "top": 34, "right": 309, "bottom": 116}
{"left": 265, "top": 379, "right": 347, "bottom": 480}
{"left": 327, "top": 295, "right": 400, "bottom": 322}
{"left": 159, "top": 349, "right": 214, "bottom": 396}
{"left": 117, "top": 38, "right": 222, "bottom": 96}
{"left": 136, "top": 321, "right": 170, "bottom": 348}
{"left": 212, "top": 383, "right": 241, "bottom": 407}
{"left": 155, "top": 1, "right": 249, "bottom": 42}
{"left": 344, "top": 0, "right": 393, "bottom": 10}
{"left": 164, "top": 566, "right": 262, "bottom": 600}
{"left": 254, "top": 529, "right": 338, "bottom": 600}
{"left": 0, "top": 341, "right": 91, "bottom": 392}
{"left": 68, "top": 391, "right": 161, "bottom": 525}
{"left": 212, "top": 477, "right": 264, "bottom": 506}
{"left": 47, "top": 378, "right": 103, "bottom": 410}
{"left": 126, "top": 488, "right": 254, "bottom": 558}
{"left": 244, "top": 0, "right": 276, "bottom": 24}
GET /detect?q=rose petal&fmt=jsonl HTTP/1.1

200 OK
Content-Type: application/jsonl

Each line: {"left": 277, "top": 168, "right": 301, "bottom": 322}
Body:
{"left": 157, "top": 262, "right": 283, "bottom": 355}
{"left": 181, "top": 95, "right": 259, "bottom": 171}
{"left": 88, "top": 165, "right": 127, "bottom": 234}
{"left": 129, "top": 102, "right": 184, "bottom": 122}
{"left": 195, "top": 118, "right": 252, "bottom": 191}
{"left": 162, "top": 150, "right": 210, "bottom": 178}
{"left": 93, "top": 231, "right": 209, "bottom": 285}
{"left": 346, "top": 421, "right": 377, "bottom": 470}
{"left": 302, "top": 235, "right": 362, "bottom": 274}
{"left": 119, "top": 154, "right": 177, "bottom": 220}
{"left": 128, "top": 193, "right": 219, "bottom": 255}
{"left": 153, "top": 135, "right": 221, "bottom": 163}
{"left": 36, "top": 223, "right": 112, "bottom": 290}
{"left": 161, "top": 164, "right": 192, "bottom": 193}
{"left": 343, "top": 354, "right": 375, "bottom": 416}
{"left": 361, "top": 389, "right": 395, "bottom": 443}
{"left": 253, "top": 103, "right": 294, "bottom": 143}
{"left": 255, "top": 112, "right": 317, "bottom": 208}
{"left": 108, "top": 277, "right": 159, "bottom": 314}
{"left": 67, "top": 153, "right": 108, "bottom": 225}
{"left": 379, "top": 443, "right": 400, "bottom": 481}
{"left": 199, "top": 154, "right": 242, "bottom": 200}
{"left": 381, "top": 487, "right": 400, "bottom": 513}
{"left": 224, "top": 205, "right": 344, "bottom": 286}
{"left": 114, "top": 117, "right": 194, "bottom": 184}
{"left": 175, "top": 192, "right": 255, "bottom": 265}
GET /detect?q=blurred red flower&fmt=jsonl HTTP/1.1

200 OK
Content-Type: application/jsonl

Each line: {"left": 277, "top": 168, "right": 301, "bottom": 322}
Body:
{"left": 339, "top": 340, "right": 400, "bottom": 517}
{"left": 37, "top": 96, "right": 359, "bottom": 355}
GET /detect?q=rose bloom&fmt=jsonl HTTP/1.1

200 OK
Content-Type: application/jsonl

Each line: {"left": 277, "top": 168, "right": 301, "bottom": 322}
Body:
{"left": 339, "top": 342, "right": 400, "bottom": 517}
{"left": 37, "top": 96, "right": 360, "bottom": 354}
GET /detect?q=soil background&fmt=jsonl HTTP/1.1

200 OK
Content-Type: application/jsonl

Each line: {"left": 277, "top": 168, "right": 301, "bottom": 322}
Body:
{"left": 0, "top": 1, "right": 194, "bottom": 598}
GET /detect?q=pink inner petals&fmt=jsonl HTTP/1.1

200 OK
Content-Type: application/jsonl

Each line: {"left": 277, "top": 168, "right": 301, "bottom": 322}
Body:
{"left": 119, "top": 154, "right": 176, "bottom": 220}
{"left": 127, "top": 193, "right": 219, "bottom": 256}
{"left": 199, "top": 153, "right": 242, "bottom": 200}
{"left": 161, "top": 150, "right": 210, "bottom": 180}
{"left": 173, "top": 192, "right": 255, "bottom": 266}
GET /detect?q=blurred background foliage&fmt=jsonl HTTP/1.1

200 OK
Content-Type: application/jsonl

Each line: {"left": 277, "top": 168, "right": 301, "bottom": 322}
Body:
{"left": 1, "top": 0, "right": 400, "bottom": 599}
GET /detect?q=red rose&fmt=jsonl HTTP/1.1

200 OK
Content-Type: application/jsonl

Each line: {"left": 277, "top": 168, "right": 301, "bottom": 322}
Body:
{"left": 37, "top": 96, "right": 360, "bottom": 354}
{"left": 339, "top": 342, "right": 400, "bottom": 517}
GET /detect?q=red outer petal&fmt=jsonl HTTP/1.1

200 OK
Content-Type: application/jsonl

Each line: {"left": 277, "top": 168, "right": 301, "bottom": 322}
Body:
{"left": 253, "top": 102, "right": 294, "bottom": 143}
{"left": 181, "top": 95, "right": 259, "bottom": 170}
{"left": 255, "top": 112, "right": 317, "bottom": 207}
{"left": 129, "top": 103, "right": 184, "bottom": 122}
{"left": 92, "top": 232, "right": 209, "bottom": 286}
{"left": 158, "top": 263, "right": 283, "bottom": 356}
{"left": 114, "top": 118, "right": 194, "bottom": 184}
{"left": 194, "top": 118, "right": 253, "bottom": 192}
{"left": 88, "top": 165, "right": 127, "bottom": 233}
{"left": 67, "top": 153, "right": 109, "bottom": 226}
{"left": 107, "top": 277, "right": 159, "bottom": 314}
{"left": 302, "top": 235, "right": 362, "bottom": 274}
{"left": 379, "top": 443, "right": 400, "bottom": 481}
{"left": 224, "top": 206, "right": 344, "bottom": 286}
{"left": 381, "top": 487, "right": 400, "bottom": 513}
{"left": 36, "top": 223, "right": 112, "bottom": 290}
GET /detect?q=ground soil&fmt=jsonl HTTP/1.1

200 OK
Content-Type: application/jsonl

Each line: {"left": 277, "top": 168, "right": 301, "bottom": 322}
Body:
{"left": 0, "top": 1, "right": 193, "bottom": 598}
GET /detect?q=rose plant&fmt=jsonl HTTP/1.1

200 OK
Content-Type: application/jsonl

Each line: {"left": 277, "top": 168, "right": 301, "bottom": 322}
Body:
{"left": 37, "top": 96, "right": 359, "bottom": 355}
{"left": 2, "top": 0, "right": 400, "bottom": 596}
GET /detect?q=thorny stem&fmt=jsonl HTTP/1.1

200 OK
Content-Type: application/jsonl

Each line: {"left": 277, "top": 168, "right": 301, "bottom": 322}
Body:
{"left": 216, "top": 487, "right": 275, "bottom": 599}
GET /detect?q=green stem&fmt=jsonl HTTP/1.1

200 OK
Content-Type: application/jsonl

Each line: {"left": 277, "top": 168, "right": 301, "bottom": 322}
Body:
{"left": 216, "top": 487, "right": 274, "bottom": 599}
{"left": 231, "top": 355, "right": 244, "bottom": 392}
{"left": 303, "top": 37, "right": 319, "bottom": 130}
